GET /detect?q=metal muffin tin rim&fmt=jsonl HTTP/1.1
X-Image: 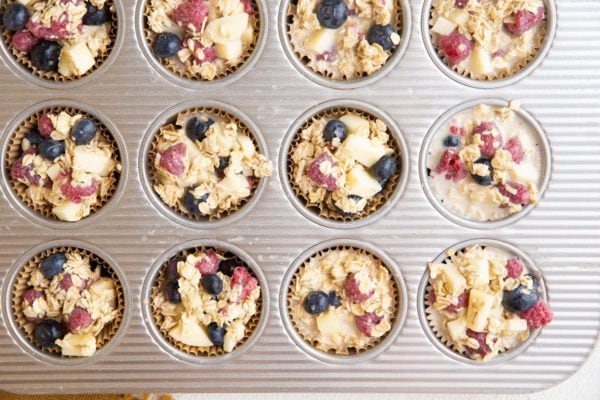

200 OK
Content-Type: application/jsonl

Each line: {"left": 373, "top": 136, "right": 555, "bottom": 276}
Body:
{"left": 278, "top": 238, "right": 409, "bottom": 365}
{"left": 420, "top": 0, "right": 558, "bottom": 89}
{"left": 140, "top": 238, "right": 271, "bottom": 366}
{"left": 278, "top": 99, "right": 410, "bottom": 230}
{"left": 0, "top": 239, "right": 131, "bottom": 366}
{"left": 418, "top": 97, "right": 552, "bottom": 230}
{"left": 416, "top": 238, "right": 548, "bottom": 367}
{"left": 0, "top": 98, "right": 129, "bottom": 230}
{"left": 277, "top": 0, "right": 412, "bottom": 90}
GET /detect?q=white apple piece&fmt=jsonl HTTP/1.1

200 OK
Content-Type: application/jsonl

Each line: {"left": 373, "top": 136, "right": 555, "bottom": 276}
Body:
{"left": 337, "top": 134, "right": 388, "bottom": 168}
{"left": 216, "top": 39, "right": 243, "bottom": 61}
{"left": 316, "top": 308, "right": 360, "bottom": 336}
{"left": 217, "top": 174, "right": 250, "bottom": 197}
{"left": 347, "top": 165, "right": 382, "bottom": 199}
{"left": 56, "top": 333, "right": 97, "bottom": 357}
{"left": 237, "top": 134, "right": 256, "bottom": 158}
{"left": 58, "top": 42, "right": 95, "bottom": 77}
{"left": 470, "top": 46, "right": 493, "bottom": 75}
{"left": 339, "top": 113, "right": 370, "bottom": 136}
{"left": 449, "top": 9, "right": 470, "bottom": 26}
{"left": 446, "top": 316, "right": 467, "bottom": 342}
{"left": 439, "top": 262, "right": 467, "bottom": 297}
{"left": 306, "top": 28, "right": 337, "bottom": 54}
{"left": 72, "top": 147, "right": 116, "bottom": 177}
{"left": 431, "top": 16, "right": 458, "bottom": 36}
{"left": 52, "top": 201, "right": 86, "bottom": 222}
{"left": 466, "top": 288, "right": 495, "bottom": 332}
{"left": 206, "top": 13, "right": 249, "bottom": 44}
{"left": 168, "top": 317, "right": 213, "bottom": 347}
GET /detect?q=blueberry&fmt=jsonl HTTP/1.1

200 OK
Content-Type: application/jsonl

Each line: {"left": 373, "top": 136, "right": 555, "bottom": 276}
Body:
{"left": 165, "top": 257, "right": 181, "bottom": 281}
{"left": 370, "top": 155, "right": 396, "bottom": 185}
{"left": 33, "top": 319, "right": 65, "bottom": 347}
{"left": 218, "top": 258, "right": 238, "bottom": 276}
{"left": 443, "top": 135, "right": 460, "bottom": 147}
{"left": 71, "top": 118, "right": 97, "bottom": 145}
{"left": 323, "top": 119, "right": 348, "bottom": 142}
{"left": 202, "top": 274, "right": 223, "bottom": 295}
{"left": 303, "top": 291, "right": 329, "bottom": 315}
{"left": 316, "top": 0, "right": 348, "bottom": 29}
{"left": 207, "top": 322, "right": 226, "bottom": 347}
{"left": 185, "top": 116, "right": 214, "bottom": 142}
{"left": 82, "top": 2, "right": 111, "bottom": 25}
{"left": 328, "top": 291, "right": 341, "bottom": 308}
{"left": 216, "top": 156, "right": 229, "bottom": 178}
{"left": 25, "top": 129, "right": 44, "bottom": 147}
{"left": 348, "top": 194, "right": 362, "bottom": 202}
{"left": 183, "top": 187, "right": 209, "bottom": 214}
{"left": 152, "top": 32, "right": 182, "bottom": 58}
{"left": 30, "top": 40, "right": 62, "bottom": 71}
{"left": 164, "top": 279, "right": 181, "bottom": 304}
{"left": 40, "top": 252, "right": 66, "bottom": 279}
{"left": 470, "top": 157, "right": 493, "bottom": 186}
{"left": 38, "top": 139, "right": 65, "bottom": 160}
{"left": 2, "top": 3, "right": 29, "bottom": 31}
{"left": 366, "top": 24, "right": 396, "bottom": 51}
{"left": 502, "top": 283, "right": 539, "bottom": 313}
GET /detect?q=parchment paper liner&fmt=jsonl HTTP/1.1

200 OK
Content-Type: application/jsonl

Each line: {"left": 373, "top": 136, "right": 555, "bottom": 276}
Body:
{"left": 142, "top": 0, "right": 260, "bottom": 81}
{"left": 287, "top": 245, "right": 399, "bottom": 355}
{"left": 4, "top": 106, "right": 121, "bottom": 221}
{"left": 0, "top": 0, "right": 118, "bottom": 82}
{"left": 11, "top": 246, "right": 125, "bottom": 357}
{"left": 285, "top": 0, "right": 404, "bottom": 81}
{"left": 150, "top": 246, "right": 262, "bottom": 357}
{"left": 287, "top": 106, "right": 401, "bottom": 222}
{"left": 148, "top": 106, "right": 262, "bottom": 222}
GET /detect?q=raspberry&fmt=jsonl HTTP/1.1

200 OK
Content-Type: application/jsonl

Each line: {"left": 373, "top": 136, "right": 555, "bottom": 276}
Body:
{"left": 10, "top": 155, "right": 42, "bottom": 186}
{"left": 505, "top": 6, "right": 545, "bottom": 36}
{"left": 59, "top": 273, "right": 86, "bottom": 292}
{"left": 435, "top": 149, "right": 467, "bottom": 182}
{"left": 505, "top": 258, "right": 524, "bottom": 279}
{"left": 12, "top": 30, "right": 41, "bottom": 53}
{"left": 22, "top": 288, "right": 43, "bottom": 305}
{"left": 159, "top": 143, "right": 186, "bottom": 176}
{"left": 355, "top": 312, "right": 382, "bottom": 337}
{"left": 38, "top": 113, "right": 54, "bottom": 137}
{"left": 450, "top": 124, "right": 466, "bottom": 137}
{"left": 519, "top": 301, "right": 553, "bottom": 329}
{"left": 306, "top": 152, "right": 339, "bottom": 191}
{"left": 316, "top": 50, "right": 336, "bottom": 62}
{"left": 27, "top": 12, "right": 73, "bottom": 40}
{"left": 491, "top": 48, "right": 506, "bottom": 58}
{"left": 427, "top": 289, "right": 436, "bottom": 305}
{"left": 437, "top": 30, "right": 473, "bottom": 64}
{"left": 344, "top": 273, "right": 374, "bottom": 303}
{"left": 231, "top": 267, "right": 258, "bottom": 300}
{"left": 240, "top": 0, "right": 253, "bottom": 14}
{"left": 455, "top": 0, "right": 468, "bottom": 8}
{"left": 466, "top": 329, "right": 491, "bottom": 357}
{"left": 173, "top": 0, "right": 209, "bottom": 31}
{"left": 498, "top": 182, "right": 530, "bottom": 205}
{"left": 184, "top": 38, "right": 217, "bottom": 64}
{"left": 195, "top": 251, "right": 220, "bottom": 275}
{"left": 68, "top": 306, "right": 93, "bottom": 333}
{"left": 445, "top": 290, "right": 470, "bottom": 313}
{"left": 60, "top": 177, "right": 99, "bottom": 203}
{"left": 505, "top": 137, "right": 525, "bottom": 164}
{"left": 473, "top": 121, "right": 503, "bottom": 158}
{"left": 246, "top": 176, "right": 256, "bottom": 189}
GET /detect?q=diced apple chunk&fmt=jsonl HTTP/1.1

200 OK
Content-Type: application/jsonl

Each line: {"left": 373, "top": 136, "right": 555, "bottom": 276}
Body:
{"left": 72, "top": 147, "right": 116, "bottom": 177}
{"left": 346, "top": 165, "right": 382, "bottom": 199}
{"left": 466, "top": 288, "right": 495, "bottom": 331}
{"left": 237, "top": 135, "right": 256, "bottom": 158}
{"left": 217, "top": 174, "right": 250, "bottom": 197}
{"left": 470, "top": 46, "right": 492, "bottom": 75}
{"left": 46, "top": 164, "right": 62, "bottom": 181}
{"left": 337, "top": 134, "right": 389, "bottom": 168}
{"left": 216, "top": 39, "right": 243, "bottom": 61}
{"left": 168, "top": 317, "right": 213, "bottom": 347}
{"left": 504, "top": 318, "right": 528, "bottom": 333}
{"left": 446, "top": 317, "right": 467, "bottom": 342}
{"left": 316, "top": 307, "right": 360, "bottom": 336}
{"left": 52, "top": 201, "right": 86, "bottom": 222}
{"left": 241, "top": 24, "right": 254, "bottom": 45}
{"left": 206, "top": 13, "right": 249, "bottom": 44}
{"left": 58, "top": 42, "right": 95, "bottom": 77}
{"left": 449, "top": 9, "right": 470, "bottom": 26}
{"left": 339, "top": 113, "right": 370, "bottom": 136}
{"left": 306, "top": 28, "right": 336, "bottom": 54}
{"left": 431, "top": 16, "right": 458, "bottom": 36}
{"left": 439, "top": 263, "right": 467, "bottom": 297}
{"left": 56, "top": 333, "right": 96, "bottom": 357}
{"left": 468, "top": 257, "right": 490, "bottom": 289}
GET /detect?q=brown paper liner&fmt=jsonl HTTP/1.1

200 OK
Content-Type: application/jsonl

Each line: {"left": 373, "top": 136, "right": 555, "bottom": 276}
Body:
{"left": 11, "top": 246, "right": 125, "bottom": 357}
{"left": 0, "top": 0, "right": 118, "bottom": 83}
{"left": 142, "top": 1, "right": 260, "bottom": 82}
{"left": 287, "top": 106, "right": 401, "bottom": 222}
{"left": 148, "top": 106, "right": 262, "bottom": 222}
{"left": 4, "top": 106, "right": 121, "bottom": 221}
{"left": 150, "top": 246, "right": 262, "bottom": 357}
{"left": 287, "top": 245, "right": 400, "bottom": 355}
{"left": 285, "top": 0, "right": 404, "bottom": 81}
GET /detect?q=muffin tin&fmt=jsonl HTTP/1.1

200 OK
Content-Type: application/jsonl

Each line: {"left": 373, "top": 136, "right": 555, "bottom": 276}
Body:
{"left": 0, "top": 0, "right": 599, "bottom": 395}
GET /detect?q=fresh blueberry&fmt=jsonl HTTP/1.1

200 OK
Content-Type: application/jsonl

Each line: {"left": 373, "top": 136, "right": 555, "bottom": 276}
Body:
{"left": 316, "top": 0, "right": 348, "bottom": 29}
{"left": 30, "top": 40, "right": 62, "bottom": 71}
{"left": 183, "top": 187, "right": 209, "bottom": 214}
{"left": 33, "top": 319, "right": 65, "bottom": 347}
{"left": 328, "top": 291, "right": 341, "bottom": 308}
{"left": 470, "top": 157, "right": 493, "bottom": 186}
{"left": 164, "top": 279, "right": 181, "bottom": 304}
{"left": 303, "top": 291, "right": 329, "bottom": 315}
{"left": 71, "top": 118, "right": 97, "bottom": 145}
{"left": 443, "top": 135, "right": 460, "bottom": 147}
{"left": 40, "top": 252, "right": 66, "bottom": 279}
{"left": 82, "top": 2, "right": 111, "bottom": 25}
{"left": 185, "top": 116, "right": 214, "bottom": 142}
{"left": 366, "top": 24, "right": 396, "bottom": 51}
{"left": 348, "top": 194, "right": 362, "bottom": 202}
{"left": 216, "top": 156, "right": 229, "bottom": 178}
{"left": 152, "top": 32, "right": 182, "bottom": 58}
{"left": 202, "top": 274, "right": 223, "bottom": 295}
{"left": 370, "top": 155, "right": 396, "bottom": 185}
{"left": 502, "top": 283, "right": 539, "bottom": 313}
{"left": 207, "top": 322, "right": 226, "bottom": 347}
{"left": 38, "top": 139, "right": 65, "bottom": 160}
{"left": 2, "top": 3, "right": 29, "bottom": 31}
{"left": 165, "top": 257, "right": 181, "bottom": 281}
{"left": 323, "top": 119, "right": 348, "bottom": 142}
{"left": 218, "top": 258, "right": 238, "bottom": 276}
{"left": 25, "top": 129, "right": 44, "bottom": 147}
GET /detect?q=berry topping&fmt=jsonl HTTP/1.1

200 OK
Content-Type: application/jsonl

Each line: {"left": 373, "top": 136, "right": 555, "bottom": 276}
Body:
{"left": 60, "top": 176, "right": 99, "bottom": 203}
{"left": 30, "top": 40, "right": 62, "bottom": 71}
{"left": 152, "top": 32, "right": 182, "bottom": 58}
{"left": 316, "top": 0, "right": 348, "bottom": 29}
{"left": 38, "top": 113, "right": 54, "bottom": 137}
{"left": 10, "top": 156, "right": 41, "bottom": 185}
{"left": 22, "top": 288, "right": 43, "bottom": 305}
{"left": 505, "top": 137, "right": 525, "bottom": 164}
{"left": 11, "top": 30, "right": 40, "bottom": 53}
{"left": 38, "top": 139, "right": 65, "bottom": 160}
{"left": 196, "top": 251, "right": 220, "bottom": 275}
{"left": 218, "top": 258, "right": 238, "bottom": 277}
{"left": 435, "top": 149, "right": 468, "bottom": 182}
{"left": 328, "top": 291, "right": 341, "bottom": 308}
{"left": 82, "top": 2, "right": 111, "bottom": 25}
{"left": 344, "top": 273, "right": 375, "bottom": 303}
{"left": 165, "top": 279, "right": 181, "bottom": 304}
{"left": 173, "top": 0, "right": 209, "bottom": 31}
{"left": 474, "top": 121, "right": 503, "bottom": 158}
{"left": 26, "top": 11, "right": 71, "bottom": 40}
{"left": 498, "top": 181, "right": 530, "bottom": 204}
{"left": 503, "top": 283, "right": 539, "bottom": 313}
{"left": 437, "top": 30, "right": 473, "bottom": 64}
{"left": 166, "top": 257, "right": 181, "bottom": 281}
{"left": 231, "top": 267, "right": 258, "bottom": 300}
{"left": 307, "top": 152, "right": 339, "bottom": 191}
{"left": 505, "top": 258, "right": 524, "bottom": 279}
{"left": 185, "top": 116, "right": 214, "bottom": 142}
{"left": 159, "top": 143, "right": 186, "bottom": 176}
{"left": 58, "top": 273, "right": 76, "bottom": 291}
{"left": 455, "top": 0, "right": 468, "bottom": 8}
{"left": 366, "top": 24, "right": 396, "bottom": 51}
{"left": 34, "top": 319, "right": 65, "bottom": 347}
{"left": 450, "top": 124, "right": 467, "bottom": 137}
{"left": 445, "top": 290, "right": 469, "bottom": 313}
{"left": 505, "top": 6, "right": 544, "bottom": 36}
{"left": 470, "top": 157, "right": 493, "bottom": 186}
{"left": 40, "top": 252, "right": 66, "bottom": 279}
{"left": 443, "top": 135, "right": 460, "bottom": 147}
{"left": 68, "top": 306, "right": 93, "bottom": 333}
{"left": 215, "top": 156, "right": 229, "bottom": 179}
{"left": 465, "top": 329, "right": 491, "bottom": 357}
{"left": 71, "top": 118, "right": 97, "bottom": 145}
{"left": 2, "top": 3, "right": 29, "bottom": 31}
{"left": 183, "top": 187, "right": 209, "bottom": 214}
{"left": 370, "top": 155, "right": 396, "bottom": 185}
{"left": 323, "top": 119, "right": 347, "bottom": 142}
{"left": 355, "top": 311, "right": 382, "bottom": 337}
{"left": 202, "top": 274, "right": 223, "bottom": 295}
{"left": 519, "top": 300, "right": 553, "bottom": 329}
{"left": 303, "top": 291, "right": 329, "bottom": 315}
{"left": 25, "top": 129, "right": 44, "bottom": 147}
{"left": 207, "top": 321, "right": 226, "bottom": 347}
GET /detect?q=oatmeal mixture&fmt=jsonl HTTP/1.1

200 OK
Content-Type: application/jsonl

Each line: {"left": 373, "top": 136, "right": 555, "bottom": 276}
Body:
{"left": 289, "top": 248, "right": 395, "bottom": 352}
{"left": 427, "top": 244, "right": 553, "bottom": 361}
{"left": 290, "top": 112, "right": 397, "bottom": 216}
{"left": 430, "top": 0, "right": 546, "bottom": 79}
{"left": 154, "top": 250, "right": 261, "bottom": 353}
{"left": 1, "top": 0, "right": 113, "bottom": 77}
{"left": 288, "top": 0, "right": 401, "bottom": 80}
{"left": 19, "top": 250, "right": 119, "bottom": 357}
{"left": 9, "top": 110, "right": 120, "bottom": 222}
{"left": 152, "top": 111, "right": 272, "bottom": 218}
{"left": 146, "top": 0, "right": 257, "bottom": 80}
{"left": 426, "top": 102, "right": 542, "bottom": 222}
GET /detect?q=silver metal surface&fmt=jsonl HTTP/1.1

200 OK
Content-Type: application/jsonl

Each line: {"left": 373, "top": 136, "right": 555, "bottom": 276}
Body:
{"left": 0, "top": 0, "right": 599, "bottom": 395}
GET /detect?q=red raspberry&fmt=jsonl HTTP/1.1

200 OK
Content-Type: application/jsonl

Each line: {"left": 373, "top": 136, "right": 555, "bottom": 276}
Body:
{"left": 246, "top": 176, "right": 256, "bottom": 189}
{"left": 22, "top": 288, "right": 43, "bottom": 305}
{"left": 38, "top": 113, "right": 54, "bottom": 137}
{"left": 240, "top": 0, "right": 253, "bottom": 14}
{"left": 427, "top": 289, "right": 436, "bottom": 305}
{"left": 505, "top": 6, "right": 545, "bottom": 36}
{"left": 10, "top": 155, "right": 42, "bottom": 186}
{"left": 519, "top": 301, "right": 553, "bottom": 329}
{"left": 306, "top": 152, "right": 339, "bottom": 191}
{"left": 491, "top": 48, "right": 506, "bottom": 58}
{"left": 505, "top": 137, "right": 525, "bottom": 164}
{"left": 60, "top": 177, "right": 99, "bottom": 203}
{"left": 355, "top": 312, "right": 382, "bottom": 337}
{"left": 466, "top": 329, "right": 491, "bottom": 357}
{"left": 27, "top": 12, "right": 73, "bottom": 40}
{"left": 498, "top": 182, "right": 530, "bottom": 205}
{"left": 231, "top": 267, "right": 258, "bottom": 300}
{"left": 159, "top": 143, "right": 186, "bottom": 176}
{"left": 473, "top": 121, "right": 503, "bottom": 158}
{"left": 195, "top": 251, "right": 220, "bottom": 275}
{"left": 450, "top": 124, "right": 466, "bottom": 137}
{"left": 316, "top": 50, "right": 336, "bottom": 62}
{"left": 445, "top": 290, "right": 470, "bottom": 313}
{"left": 12, "top": 30, "right": 41, "bottom": 53}
{"left": 68, "top": 306, "right": 93, "bottom": 333}
{"left": 435, "top": 149, "right": 467, "bottom": 182}
{"left": 59, "top": 273, "right": 87, "bottom": 292}
{"left": 344, "top": 273, "right": 375, "bottom": 303}
{"left": 455, "top": 0, "right": 468, "bottom": 8}
{"left": 437, "top": 30, "right": 473, "bottom": 64}
{"left": 173, "top": 0, "right": 209, "bottom": 31}
{"left": 505, "top": 258, "right": 524, "bottom": 279}
{"left": 184, "top": 38, "right": 217, "bottom": 64}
